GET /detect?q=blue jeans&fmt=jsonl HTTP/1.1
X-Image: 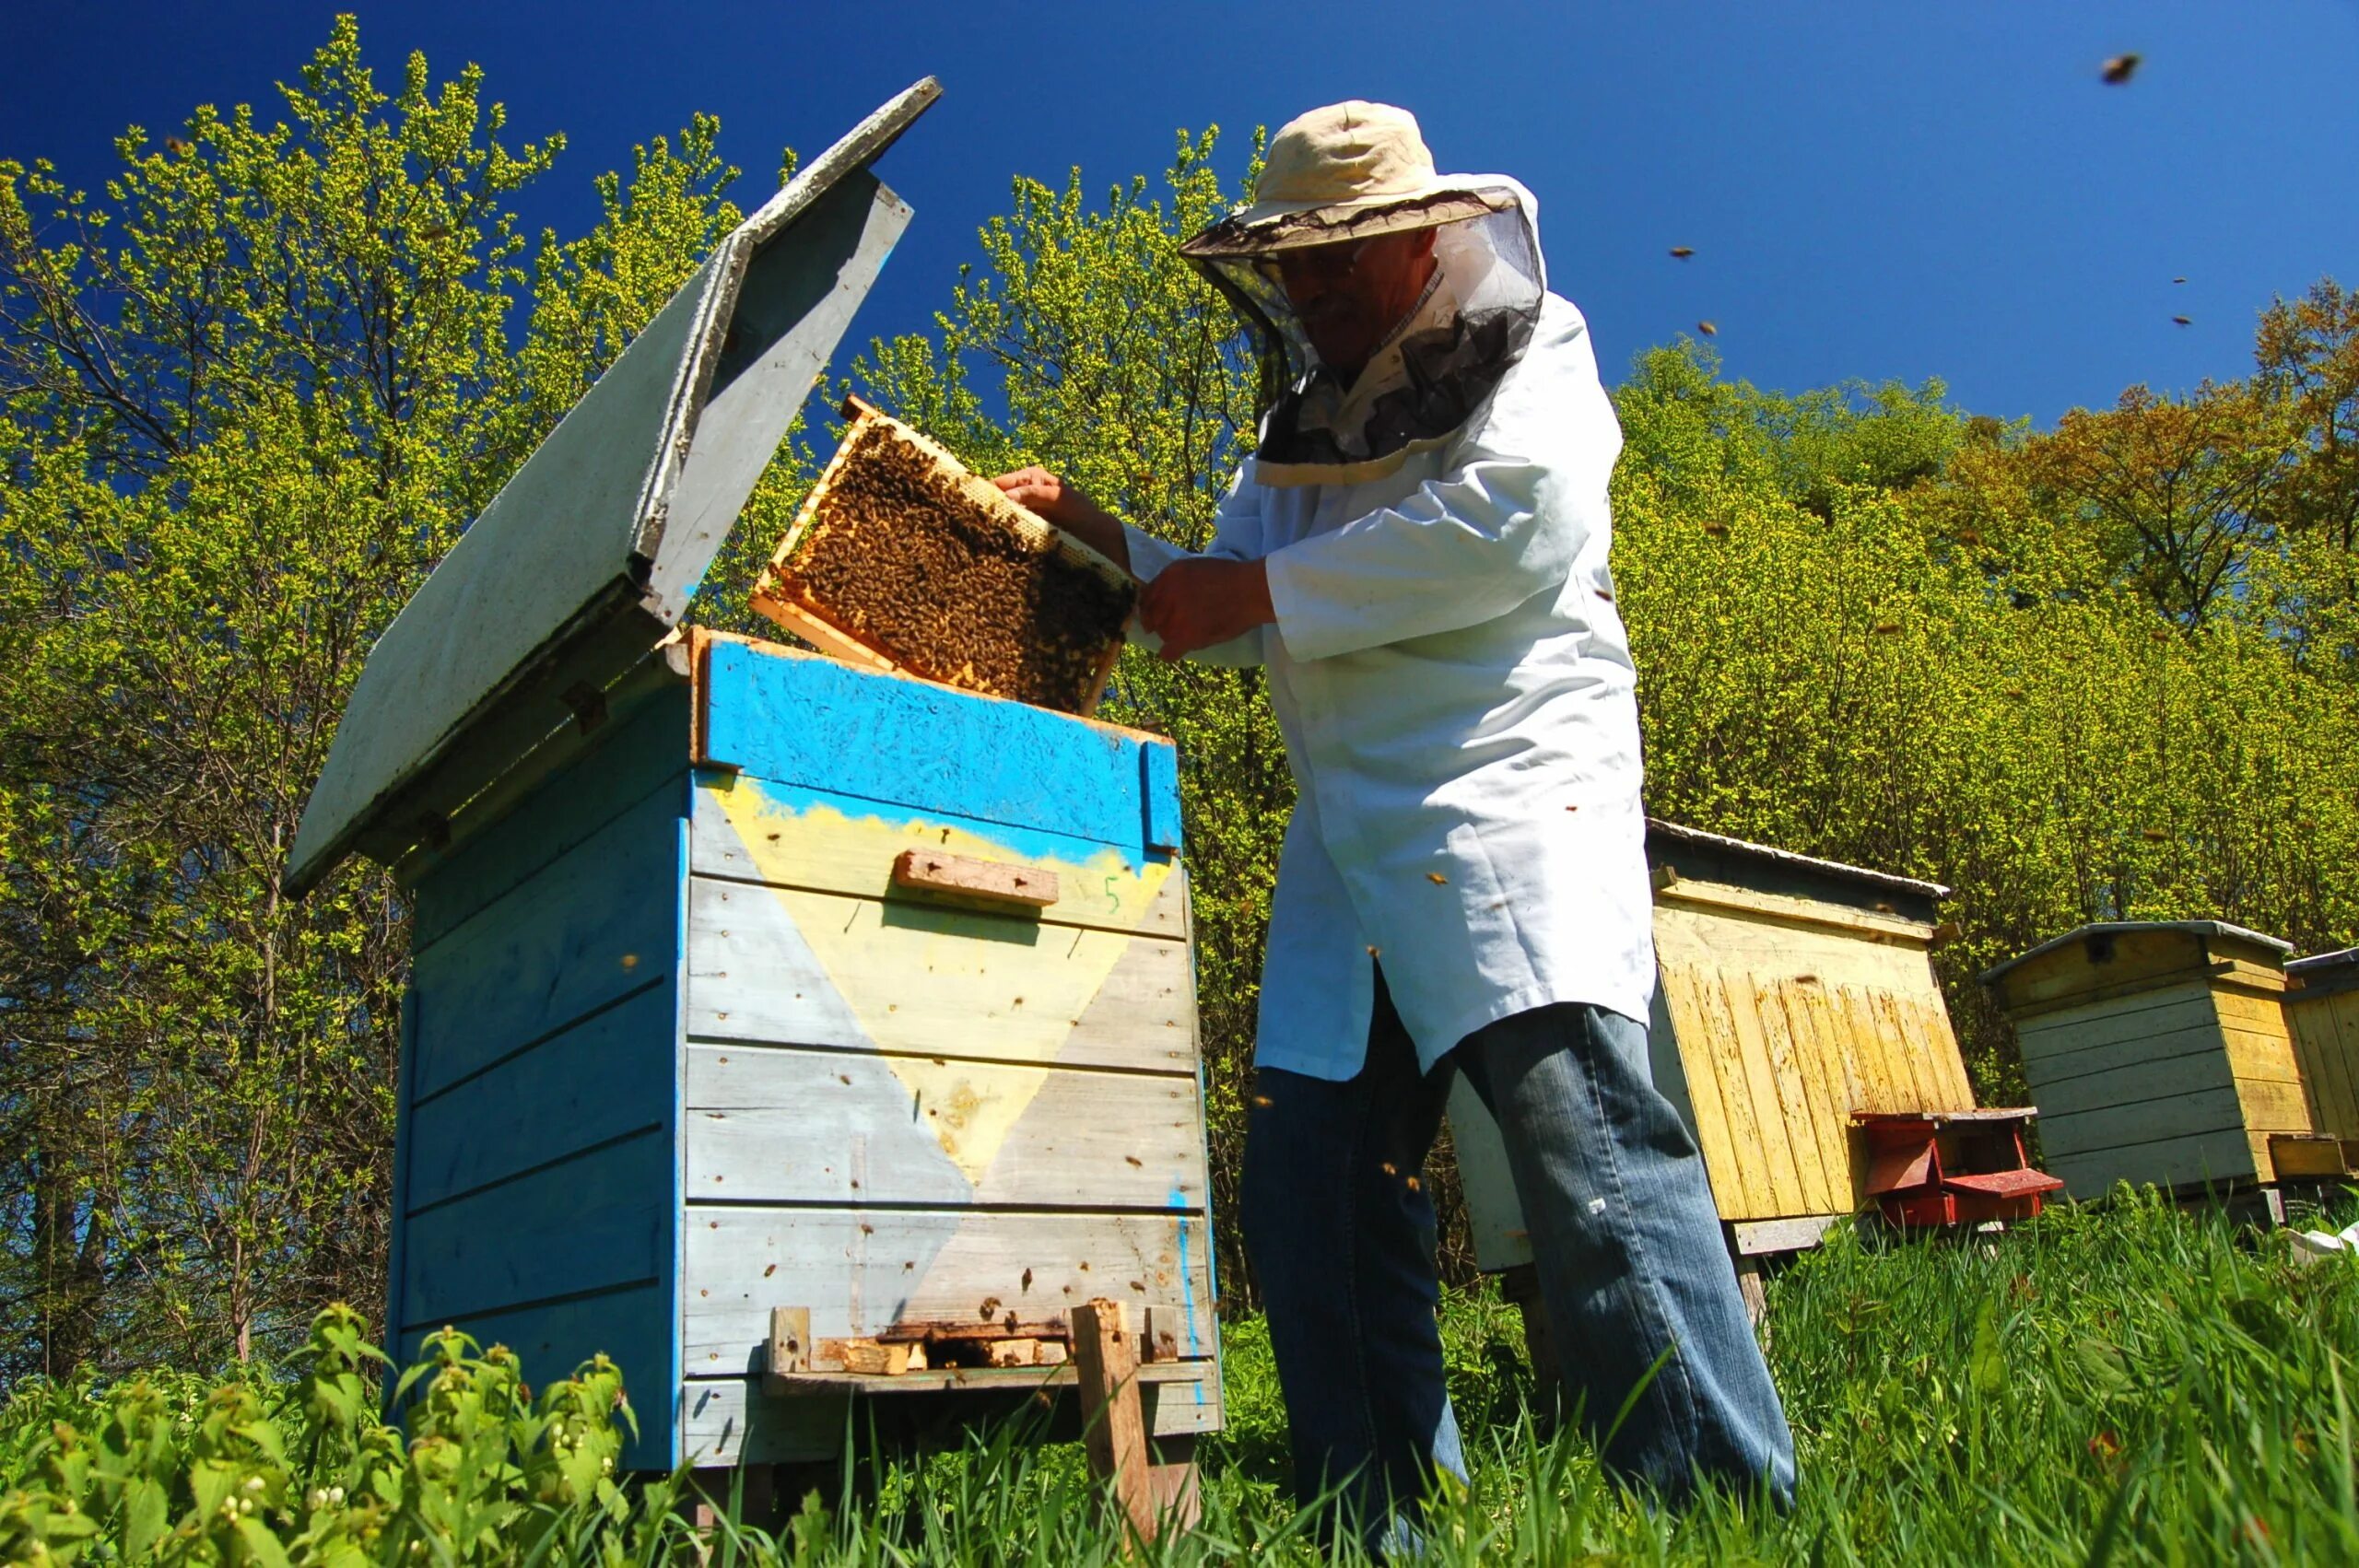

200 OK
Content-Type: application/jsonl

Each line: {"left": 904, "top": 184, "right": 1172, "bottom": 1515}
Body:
{"left": 1241, "top": 970, "right": 1796, "bottom": 1542}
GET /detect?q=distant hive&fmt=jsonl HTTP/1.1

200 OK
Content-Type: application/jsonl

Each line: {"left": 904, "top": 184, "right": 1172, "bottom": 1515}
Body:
{"left": 755, "top": 399, "right": 1135, "bottom": 714}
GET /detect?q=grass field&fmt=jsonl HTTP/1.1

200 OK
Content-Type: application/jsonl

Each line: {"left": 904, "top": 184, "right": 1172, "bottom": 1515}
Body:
{"left": 6, "top": 1188, "right": 2355, "bottom": 1564}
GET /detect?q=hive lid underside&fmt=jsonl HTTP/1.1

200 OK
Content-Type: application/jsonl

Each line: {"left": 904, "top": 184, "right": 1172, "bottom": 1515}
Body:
{"left": 286, "top": 81, "right": 938, "bottom": 894}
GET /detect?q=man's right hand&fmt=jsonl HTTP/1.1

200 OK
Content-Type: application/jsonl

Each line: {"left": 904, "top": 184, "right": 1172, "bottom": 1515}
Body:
{"left": 992, "top": 467, "right": 1131, "bottom": 572}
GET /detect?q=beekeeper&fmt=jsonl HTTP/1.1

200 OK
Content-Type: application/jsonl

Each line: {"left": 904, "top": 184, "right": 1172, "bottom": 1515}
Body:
{"left": 995, "top": 101, "right": 1795, "bottom": 1536}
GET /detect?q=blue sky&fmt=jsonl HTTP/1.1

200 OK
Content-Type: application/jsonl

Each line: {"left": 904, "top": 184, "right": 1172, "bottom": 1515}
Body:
{"left": 8, "top": 1, "right": 2355, "bottom": 425}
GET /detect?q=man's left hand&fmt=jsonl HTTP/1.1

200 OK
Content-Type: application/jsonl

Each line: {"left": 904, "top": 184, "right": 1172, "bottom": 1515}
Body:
{"left": 1136, "top": 557, "right": 1275, "bottom": 661}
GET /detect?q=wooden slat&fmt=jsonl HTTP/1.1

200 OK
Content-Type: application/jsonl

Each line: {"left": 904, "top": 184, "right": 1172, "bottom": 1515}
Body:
{"left": 1748, "top": 974, "right": 1834, "bottom": 1213}
{"left": 2218, "top": 1023, "right": 2307, "bottom": 1086}
{"left": 2045, "top": 1127, "right": 2261, "bottom": 1198}
{"left": 401, "top": 1130, "right": 671, "bottom": 1325}
{"left": 681, "top": 1208, "right": 1215, "bottom": 1374}
{"left": 691, "top": 777, "right": 1186, "bottom": 940}
{"left": 686, "top": 877, "right": 1196, "bottom": 1074}
{"left": 406, "top": 982, "right": 674, "bottom": 1210}
{"left": 1769, "top": 980, "right": 1859, "bottom": 1213}
{"left": 1662, "top": 967, "right": 1764, "bottom": 1217}
{"left": 698, "top": 638, "right": 1156, "bottom": 850}
{"left": 2228, "top": 1071, "right": 2316, "bottom": 1135}
{"left": 2025, "top": 1049, "right": 2239, "bottom": 1119}
{"left": 1916, "top": 992, "right": 1978, "bottom": 1106}
{"left": 1717, "top": 971, "right": 1802, "bottom": 1216}
{"left": 410, "top": 783, "right": 684, "bottom": 1101}
{"left": 2307, "top": 994, "right": 2359, "bottom": 1139}
{"left": 679, "top": 1362, "right": 1219, "bottom": 1468}
{"left": 686, "top": 1044, "right": 1207, "bottom": 1209}
{"left": 2036, "top": 1087, "right": 2257, "bottom": 1158}
{"left": 406, "top": 695, "right": 687, "bottom": 944}
{"left": 2269, "top": 1134, "right": 2353, "bottom": 1179}
{"left": 1072, "top": 1299, "right": 1159, "bottom": 1544}
{"left": 891, "top": 848, "right": 1060, "bottom": 908}
{"left": 2289, "top": 997, "right": 2359, "bottom": 1141}
{"left": 2011, "top": 987, "right": 2219, "bottom": 1069}
{"left": 2020, "top": 1021, "right": 2242, "bottom": 1094}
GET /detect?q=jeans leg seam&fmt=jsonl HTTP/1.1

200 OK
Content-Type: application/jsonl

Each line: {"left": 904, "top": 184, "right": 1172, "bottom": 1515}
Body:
{"left": 1566, "top": 1016, "right": 1709, "bottom": 1465}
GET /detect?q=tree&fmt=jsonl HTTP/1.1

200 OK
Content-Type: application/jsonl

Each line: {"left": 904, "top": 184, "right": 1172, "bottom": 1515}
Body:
{"left": 0, "top": 18, "right": 753, "bottom": 1376}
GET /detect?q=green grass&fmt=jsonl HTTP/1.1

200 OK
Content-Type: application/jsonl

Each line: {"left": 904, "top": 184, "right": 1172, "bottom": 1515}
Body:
{"left": 6, "top": 1188, "right": 2356, "bottom": 1564}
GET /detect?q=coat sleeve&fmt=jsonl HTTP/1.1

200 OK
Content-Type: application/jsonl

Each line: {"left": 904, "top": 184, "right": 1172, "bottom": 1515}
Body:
{"left": 1119, "top": 462, "right": 1267, "bottom": 668}
{"left": 1261, "top": 310, "right": 1623, "bottom": 663}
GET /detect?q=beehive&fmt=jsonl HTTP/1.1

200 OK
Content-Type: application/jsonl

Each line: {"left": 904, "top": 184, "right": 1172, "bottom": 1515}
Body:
{"left": 383, "top": 632, "right": 1218, "bottom": 1472}
{"left": 2278, "top": 947, "right": 2359, "bottom": 1172}
{"left": 1453, "top": 822, "right": 1989, "bottom": 1271}
{"left": 754, "top": 399, "right": 1135, "bottom": 714}
{"left": 284, "top": 86, "right": 1222, "bottom": 1479}
{"left": 1981, "top": 921, "right": 2347, "bottom": 1196}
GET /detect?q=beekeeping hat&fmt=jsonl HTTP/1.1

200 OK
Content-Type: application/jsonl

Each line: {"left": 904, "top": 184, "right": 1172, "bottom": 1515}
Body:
{"left": 1180, "top": 101, "right": 1546, "bottom": 485}
{"left": 1179, "top": 100, "right": 1516, "bottom": 257}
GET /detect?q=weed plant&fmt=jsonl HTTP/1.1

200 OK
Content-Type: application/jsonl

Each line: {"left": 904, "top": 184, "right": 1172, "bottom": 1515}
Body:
{"left": 3, "top": 1188, "right": 2353, "bottom": 1564}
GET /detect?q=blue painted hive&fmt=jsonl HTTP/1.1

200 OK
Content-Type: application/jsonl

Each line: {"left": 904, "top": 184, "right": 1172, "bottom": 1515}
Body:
{"left": 284, "top": 84, "right": 1221, "bottom": 1471}
{"left": 387, "top": 633, "right": 1217, "bottom": 1469}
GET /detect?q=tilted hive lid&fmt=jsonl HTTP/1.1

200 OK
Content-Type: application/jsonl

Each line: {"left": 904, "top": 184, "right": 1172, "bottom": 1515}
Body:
{"left": 287, "top": 82, "right": 939, "bottom": 895}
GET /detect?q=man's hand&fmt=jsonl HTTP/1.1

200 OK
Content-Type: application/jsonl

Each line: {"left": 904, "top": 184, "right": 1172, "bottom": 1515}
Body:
{"left": 1138, "top": 556, "right": 1275, "bottom": 661}
{"left": 991, "top": 466, "right": 1128, "bottom": 569}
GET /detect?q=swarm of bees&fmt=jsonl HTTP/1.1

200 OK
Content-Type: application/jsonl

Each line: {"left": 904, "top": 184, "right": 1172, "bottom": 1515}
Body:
{"left": 761, "top": 413, "right": 1134, "bottom": 713}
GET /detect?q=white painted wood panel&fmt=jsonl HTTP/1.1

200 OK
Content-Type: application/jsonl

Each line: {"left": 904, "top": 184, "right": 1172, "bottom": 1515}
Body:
{"left": 685, "top": 1043, "right": 1207, "bottom": 1210}
{"left": 686, "top": 877, "right": 1197, "bottom": 1074}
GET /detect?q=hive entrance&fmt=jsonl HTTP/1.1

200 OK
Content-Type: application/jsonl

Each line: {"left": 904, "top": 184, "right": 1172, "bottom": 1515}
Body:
{"left": 754, "top": 399, "right": 1135, "bottom": 714}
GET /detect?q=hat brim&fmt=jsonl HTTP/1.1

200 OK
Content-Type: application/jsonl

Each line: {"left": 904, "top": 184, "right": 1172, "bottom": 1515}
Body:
{"left": 1178, "top": 182, "right": 1516, "bottom": 260}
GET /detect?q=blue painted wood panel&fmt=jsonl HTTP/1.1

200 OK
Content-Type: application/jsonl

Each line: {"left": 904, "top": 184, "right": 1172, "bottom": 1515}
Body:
{"left": 700, "top": 640, "right": 1162, "bottom": 851}
{"left": 405, "top": 980, "right": 675, "bottom": 1211}
{"left": 1140, "top": 741, "right": 1182, "bottom": 853}
{"left": 408, "top": 685, "right": 690, "bottom": 948}
{"left": 400, "top": 1129, "right": 671, "bottom": 1327}
{"left": 409, "top": 778, "right": 685, "bottom": 1101}
{"left": 394, "top": 1281, "right": 676, "bottom": 1471}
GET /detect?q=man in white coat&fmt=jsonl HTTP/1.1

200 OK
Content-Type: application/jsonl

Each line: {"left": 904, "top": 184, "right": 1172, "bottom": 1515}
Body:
{"left": 996, "top": 101, "right": 1794, "bottom": 1539}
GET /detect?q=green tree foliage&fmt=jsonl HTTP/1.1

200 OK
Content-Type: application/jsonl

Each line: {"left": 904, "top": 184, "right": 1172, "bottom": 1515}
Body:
{"left": 0, "top": 19, "right": 757, "bottom": 1378}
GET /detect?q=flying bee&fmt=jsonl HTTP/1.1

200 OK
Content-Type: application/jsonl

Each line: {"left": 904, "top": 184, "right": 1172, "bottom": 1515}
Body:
{"left": 1669, "top": 246, "right": 1695, "bottom": 259}
{"left": 2171, "top": 315, "right": 2190, "bottom": 326}
{"left": 2101, "top": 53, "right": 2141, "bottom": 85}
{"left": 1426, "top": 872, "right": 1448, "bottom": 884}
{"left": 1697, "top": 320, "right": 1718, "bottom": 336}
{"left": 164, "top": 136, "right": 193, "bottom": 157}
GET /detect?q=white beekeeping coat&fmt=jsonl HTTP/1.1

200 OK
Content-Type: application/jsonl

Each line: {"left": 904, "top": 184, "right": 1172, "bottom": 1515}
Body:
{"left": 1126, "top": 182, "right": 1652, "bottom": 1080}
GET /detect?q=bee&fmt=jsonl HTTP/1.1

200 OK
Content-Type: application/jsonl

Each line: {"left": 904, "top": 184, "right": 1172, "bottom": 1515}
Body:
{"left": 1021, "top": 1268, "right": 1033, "bottom": 1290}
{"left": 2171, "top": 315, "right": 2190, "bottom": 326}
{"left": 2101, "top": 53, "right": 2141, "bottom": 85}
{"left": 1426, "top": 872, "right": 1449, "bottom": 884}
{"left": 1381, "top": 1162, "right": 1398, "bottom": 1176}
{"left": 2173, "top": 276, "right": 2187, "bottom": 284}
{"left": 1405, "top": 1176, "right": 1422, "bottom": 1192}
{"left": 1669, "top": 245, "right": 1695, "bottom": 260}
{"left": 1703, "top": 521, "right": 1730, "bottom": 537}
{"left": 1250, "top": 1094, "right": 1273, "bottom": 1108}
{"left": 164, "top": 135, "right": 193, "bottom": 157}
{"left": 1697, "top": 321, "right": 1718, "bottom": 337}
{"left": 2141, "top": 828, "right": 2168, "bottom": 842}
{"left": 1955, "top": 528, "right": 1984, "bottom": 547}
{"left": 1366, "top": 944, "right": 1381, "bottom": 957}
{"left": 1873, "top": 621, "right": 1902, "bottom": 636}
